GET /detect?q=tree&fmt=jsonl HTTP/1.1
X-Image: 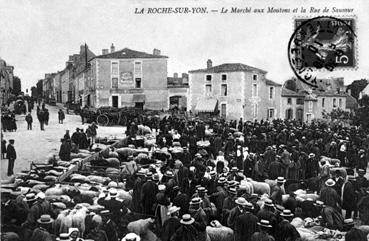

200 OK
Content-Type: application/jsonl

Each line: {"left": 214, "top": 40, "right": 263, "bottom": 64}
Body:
{"left": 354, "top": 94, "right": 369, "bottom": 129}
{"left": 284, "top": 78, "right": 297, "bottom": 91}
{"left": 12, "top": 76, "right": 22, "bottom": 95}
{"left": 346, "top": 79, "right": 368, "bottom": 100}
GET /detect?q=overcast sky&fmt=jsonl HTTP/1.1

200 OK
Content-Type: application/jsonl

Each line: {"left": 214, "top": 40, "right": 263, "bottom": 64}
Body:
{"left": 0, "top": 0, "right": 368, "bottom": 92}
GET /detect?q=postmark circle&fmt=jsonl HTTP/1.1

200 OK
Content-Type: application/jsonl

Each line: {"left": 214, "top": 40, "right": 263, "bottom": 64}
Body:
{"left": 288, "top": 16, "right": 356, "bottom": 88}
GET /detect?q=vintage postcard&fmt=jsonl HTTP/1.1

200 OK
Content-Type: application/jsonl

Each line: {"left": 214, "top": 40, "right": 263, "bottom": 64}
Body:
{"left": 1, "top": 0, "right": 369, "bottom": 240}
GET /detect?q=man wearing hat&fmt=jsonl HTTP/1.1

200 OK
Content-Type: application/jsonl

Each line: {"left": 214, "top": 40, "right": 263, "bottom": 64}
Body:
{"left": 122, "top": 233, "right": 141, "bottom": 241}
{"left": 275, "top": 210, "right": 301, "bottom": 241}
{"left": 155, "top": 185, "right": 171, "bottom": 227}
{"left": 209, "top": 177, "right": 227, "bottom": 219}
{"left": 356, "top": 169, "right": 368, "bottom": 190}
{"left": 250, "top": 220, "right": 274, "bottom": 241}
{"left": 170, "top": 214, "right": 198, "bottom": 241}
{"left": 222, "top": 187, "right": 237, "bottom": 225}
{"left": 306, "top": 153, "right": 318, "bottom": 179}
{"left": 141, "top": 171, "right": 159, "bottom": 215}
{"left": 6, "top": 139, "right": 16, "bottom": 176}
{"left": 189, "top": 197, "right": 208, "bottom": 228}
{"left": 233, "top": 200, "right": 258, "bottom": 241}
{"left": 358, "top": 188, "right": 369, "bottom": 225}
{"left": 59, "top": 137, "right": 71, "bottom": 162}
{"left": 256, "top": 199, "right": 277, "bottom": 234}
{"left": 98, "top": 188, "right": 128, "bottom": 226}
{"left": 319, "top": 178, "right": 341, "bottom": 211}
{"left": 357, "top": 149, "right": 367, "bottom": 171}
{"left": 227, "top": 167, "right": 243, "bottom": 182}
{"left": 271, "top": 177, "right": 286, "bottom": 205}
{"left": 342, "top": 175, "right": 357, "bottom": 219}
{"left": 100, "top": 210, "right": 119, "bottom": 241}
{"left": 29, "top": 214, "right": 54, "bottom": 241}
{"left": 161, "top": 206, "right": 181, "bottom": 241}
{"left": 227, "top": 197, "right": 247, "bottom": 229}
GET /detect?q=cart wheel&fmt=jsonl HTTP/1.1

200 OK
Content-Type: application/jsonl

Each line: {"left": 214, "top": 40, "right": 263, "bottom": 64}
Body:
{"left": 96, "top": 114, "right": 109, "bottom": 126}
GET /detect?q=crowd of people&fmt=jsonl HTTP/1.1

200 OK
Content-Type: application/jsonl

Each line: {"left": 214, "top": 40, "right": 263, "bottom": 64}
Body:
{"left": 2, "top": 112, "right": 369, "bottom": 241}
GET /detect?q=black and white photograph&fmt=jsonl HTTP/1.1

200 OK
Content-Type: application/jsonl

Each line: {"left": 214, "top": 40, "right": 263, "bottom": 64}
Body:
{"left": 1, "top": 0, "right": 369, "bottom": 240}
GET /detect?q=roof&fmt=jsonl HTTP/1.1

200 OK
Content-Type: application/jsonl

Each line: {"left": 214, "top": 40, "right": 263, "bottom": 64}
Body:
{"left": 265, "top": 79, "right": 282, "bottom": 86}
{"left": 189, "top": 63, "right": 267, "bottom": 74}
{"left": 345, "top": 95, "right": 358, "bottom": 110}
{"left": 93, "top": 48, "right": 168, "bottom": 59}
{"left": 304, "top": 95, "right": 318, "bottom": 101}
{"left": 195, "top": 98, "right": 218, "bottom": 112}
{"left": 281, "top": 88, "right": 305, "bottom": 97}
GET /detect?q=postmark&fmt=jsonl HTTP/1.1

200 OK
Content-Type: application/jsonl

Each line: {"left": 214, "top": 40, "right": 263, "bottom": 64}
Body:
{"left": 288, "top": 16, "right": 356, "bottom": 88}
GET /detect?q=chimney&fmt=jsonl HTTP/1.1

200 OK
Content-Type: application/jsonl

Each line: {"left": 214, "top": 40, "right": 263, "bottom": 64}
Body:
{"left": 80, "top": 45, "right": 85, "bottom": 52}
{"left": 153, "top": 48, "right": 161, "bottom": 56}
{"left": 174, "top": 73, "right": 178, "bottom": 78}
{"left": 110, "top": 43, "right": 115, "bottom": 53}
{"left": 102, "top": 49, "right": 109, "bottom": 55}
{"left": 207, "top": 59, "right": 212, "bottom": 69}
{"left": 182, "top": 73, "right": 189, "bottom": 84}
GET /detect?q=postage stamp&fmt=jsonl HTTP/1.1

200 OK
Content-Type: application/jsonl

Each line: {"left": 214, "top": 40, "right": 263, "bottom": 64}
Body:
{"left": 288, "top": 16, "right": 357, "bottom": 88}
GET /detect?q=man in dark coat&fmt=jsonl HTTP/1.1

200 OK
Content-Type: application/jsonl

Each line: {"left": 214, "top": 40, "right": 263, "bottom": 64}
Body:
{"left": 58, "top": 139, "right": 71, "bottom": 161}
{"left": 58, "top": 109, "right": 65, "bottom": 124}
{"left": 320, "top": 179, "right": 341, "bottom": 211}
{"left": 275, "top": 210, "right": 300, "bottom": 241}
{"left": 271, "top": 177, "right": 285, "bottom": 205}
{"left": 141, "top": 173, "right": 159, "bottom": 215}
{"left": 29, "top": 214, "right": 54, "bottom": 241}
{"left": 342, "top": 177, "right": 357, "bottom": 219}
{"left": 6, "top": 139, "right": 16, "bottom": 176}
{"left": 100, "top": 210, "right": 119, "bottom": 241}
{"left": 25, "top": 112, "right": 33, "bottom": 130}
{"left": 98, "top": 189, "right": 128, "bottom": 225}
{"left": 234, "top": 201, "right": 258, "bottom": 241}
{"left": 161, "top": 206, "right": 181, "bottom": 241}
{"left": 170, "top": 214, "right": 200, "bottom": 241}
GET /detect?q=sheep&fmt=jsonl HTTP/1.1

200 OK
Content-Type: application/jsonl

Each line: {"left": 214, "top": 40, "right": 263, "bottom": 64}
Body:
{"left": 206, "top": 220, "right": 234, "bottom": 241}
{"left": 358, "top": 225, "right": 369, "bottom": 236}
{"left": 247, "top": 178, "right": 270, "bottom": 196}
{"left": 239, "top": 180, "right": 254, "bottom": 194}
{"left": 127, "top": 218, "right": 158, "bottom": 241}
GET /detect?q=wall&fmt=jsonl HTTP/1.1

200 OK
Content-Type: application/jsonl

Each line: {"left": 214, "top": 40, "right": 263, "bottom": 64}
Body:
{"left": 61, "top": 70, "right": 69, "bottom": 103}
{"left": 95, "top": 58, "right": 168, "bottom": 109}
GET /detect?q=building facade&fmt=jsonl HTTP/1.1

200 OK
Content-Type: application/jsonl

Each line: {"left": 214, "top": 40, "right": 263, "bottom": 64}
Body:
{"left": 88, "top": 47, "right": 168, "bottom": 109}
{"left": 0, "top": 58, "right": 14, "bottom": 105}
{"left": 188, "top": 60, "right": 282, "bottom": 120}
{"left": 167, "top": 73, "right": 189, "bottom": 110}
{"left": 281, "top": 78, "right": 349, "bottom": 123}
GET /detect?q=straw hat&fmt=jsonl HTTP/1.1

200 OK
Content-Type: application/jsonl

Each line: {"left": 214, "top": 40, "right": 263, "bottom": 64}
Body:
{"left": 258, "top": 219, "right": 272, "bottom": 228}
{"left": 37, "top": 214, "right": 54, "bottom": 224}
{"left": 276, "top": 177, "right": 286, "bottom": 183}
{"left": 264, "top": 199, "right": 274, "bottom": 207}
{"left": 235, "top": 197, "right": 248, "bottom": 206}
{"left": 109, "top": 189, "right": 118, "bottom": 198}
{"left": 56, "top": 233, "right": 71, "bottom": 241}
{"left": 228, "top": 187, "right": 237, "bottom": 195}
{"left": 108, "top": 181, "right": 118, "bottom": 188}
{"left": 167, "top": 206, "right": 181, "bottom": 215}
{"left": 158, "top": 185, "right": 166, "bottom": 191}
{"left": 100, "top": 210, "right": 111, "bottom": 216}
{"left": 165, "top": 171, "right": 174, "bottom": 178}
{"left": 122, "top": 233, "right": 141, "bottom": 241}
{"left": 218, "top": 177, "right": 227, "bottom": 184}
{"left": 280, "top": 209, "right": 294, "bottom": 217}
{"left": 152, "top": 173, "right": 160, "bottom": 182}
{"left": 180, "top": 214, "right": 195, "bottom": 225}
{"left": 325, "top": 179, "right": 336, "bottom": 187}
{"left": 36, "top": 192, "right": 46, "bottom": 200}
{"left": 313, "top": 200, "right": 325, "bottom": 207}
{"left": 23, "top": 193, "right": 37, "bottom": 202}
{"left": 308, "top": 153, "right": 315, "bottom": 158}
{"left": 197, "top": 186, "right": 207, "bottom": 193}
{"left": 190, "top": 197, "right": 202, "bottom": 206}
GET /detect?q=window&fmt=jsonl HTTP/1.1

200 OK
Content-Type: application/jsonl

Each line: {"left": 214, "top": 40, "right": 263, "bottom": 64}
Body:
{"left": 339, "top": 98, "right": 342, "bottom": 108}
{"left": 308, "top": 101, "right": 313, "bottom": 112}
{"left": 253, "top": 104, "right": 258, "bottom": 117}
{"left": 135, "top": 78, "right": 142, "bottom": 88}
{"left": 268, "top": 108, "right": 275, "bottom": 119}
{"left": 111, "top": 62, "right": 119, "bottom": 75}
{"left": 253, "top": 74, "right": 258, "bottom": 81}
{"left": 134, "top": 62, "right": 142, "bottom": 76}
{"left": 221, "top": 74, "right": 227, "bottom": 81}
{"left": 205, "top": 84, "right": 212, "bottom": 95}
{"left": 206, "top": 75, "right": 212, "bottom": 81}
{"left": 112, "top": 77, "right": 118, "bottom": 88}
{"left": 252, "top": 84, "right": 257, "bottom": 97}
{"left": 269, "top": 87, "right": 274, "bottom": 100}
{"left": 322, "top": 98, "right": 325, "bottom": 108}
{"left": 333, "top": 98, "right": 337, "bottom": 108}
{"left": 221, "top": 84, "right": 227, "bottom": 96}
{"left": 296, "top": 98, "right": 304, "bottom": 105}
{"left": 287, "top": 98, "right": 292, "bottom": 105}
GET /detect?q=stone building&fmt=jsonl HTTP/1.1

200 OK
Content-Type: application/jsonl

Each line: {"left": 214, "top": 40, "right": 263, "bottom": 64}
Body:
{"left": 188, "top": 60, "right": 282, "bottom": 120}
{"left": 281, "top": 77, "right": 349, "bottom": 123}
{"left": 87, "top": 46, "right": 168, "bottom": 109}
{"left": 0, "top": 58, "right": 14, "bottom": 105}
{"left": 167, "top": 73, "right": 189, "bottom": 110}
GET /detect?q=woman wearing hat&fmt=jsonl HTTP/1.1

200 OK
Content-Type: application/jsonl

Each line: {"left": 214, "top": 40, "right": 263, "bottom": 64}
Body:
{"left": 250, "top": 220, "right": 274, "bottom": 241}
{"left": 29, "top": 214, "right": 55, "bottom": 241}
{"left": 161, "top": 206, "right": 181, "bottom": 241}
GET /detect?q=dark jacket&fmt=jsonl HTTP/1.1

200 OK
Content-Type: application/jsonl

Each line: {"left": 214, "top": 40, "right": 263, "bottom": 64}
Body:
{"left": 342, "top": 181, "right": 357, "bottom": 210}
{"left": 6, "top": 144, "right": 16, "bottom": 159}
{"left": 58, "top": 142, "right": 71, "bottom": 161}
{"left": 161, "top": 217, "right": 181, "bottom": 241}
{"left": 235, "top": 211, "right": 259, "bottom": 241}
{"left": 141, "top": 180, "right": 158, "bottom": 214}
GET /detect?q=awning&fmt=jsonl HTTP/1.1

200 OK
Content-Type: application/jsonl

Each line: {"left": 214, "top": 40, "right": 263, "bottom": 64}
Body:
{"left": 195, "top": 98, "right": 218, "bottom": 112}
{"left": 132, "top": 94, "right": 146, "bottom": 103}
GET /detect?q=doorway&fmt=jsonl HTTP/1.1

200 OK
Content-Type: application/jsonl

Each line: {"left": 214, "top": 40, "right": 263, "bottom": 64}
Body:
{"left": 112, "top": 96, "right": 118, "bottom": 108}
{"left": 135, "top": 102, "right": 144, "bottom": 110}
{"left": 221, "top": 103, "right": 227, "bottom": 119}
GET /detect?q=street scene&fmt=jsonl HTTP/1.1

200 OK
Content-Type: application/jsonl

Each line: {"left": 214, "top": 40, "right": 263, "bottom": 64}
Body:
{"left": 1, "top": 1, "right": 369, "bottom": 241}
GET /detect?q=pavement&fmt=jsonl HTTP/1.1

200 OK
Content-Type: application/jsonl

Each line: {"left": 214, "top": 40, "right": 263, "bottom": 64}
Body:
{"left": 1, "top": 103, "right": 126, "bottom": 180}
